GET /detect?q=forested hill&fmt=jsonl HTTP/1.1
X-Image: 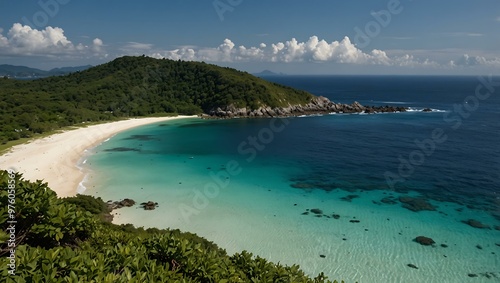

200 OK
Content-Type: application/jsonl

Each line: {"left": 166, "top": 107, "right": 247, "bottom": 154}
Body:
{"left": 0, "top": 56, "right": 313, "bottom": 143}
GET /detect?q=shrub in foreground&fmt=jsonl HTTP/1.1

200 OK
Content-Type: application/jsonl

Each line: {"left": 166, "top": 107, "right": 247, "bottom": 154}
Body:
{"left": 0, "top": 170, "right": 344, "bottom": 282}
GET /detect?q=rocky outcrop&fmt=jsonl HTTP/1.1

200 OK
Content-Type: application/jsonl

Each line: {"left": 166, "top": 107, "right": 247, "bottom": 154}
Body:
{"left": 205, "top": 96, "right": 408, "bottom": 118}
{"left": 107, "top": 198, "right": 136, "bottom": 210}
{"left": 140, "top": 201, "right": 159, "bottom": 210}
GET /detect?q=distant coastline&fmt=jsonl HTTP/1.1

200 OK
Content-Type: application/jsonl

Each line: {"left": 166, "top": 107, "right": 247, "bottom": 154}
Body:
{"left": 0, "top": 116, "right": 196, "bottom": 197}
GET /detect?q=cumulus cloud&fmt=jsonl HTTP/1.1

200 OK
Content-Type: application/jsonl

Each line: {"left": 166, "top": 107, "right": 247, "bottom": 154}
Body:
{"left": 148, "top": 35, "right": 442, "bottom": 68}
{"left": 449, "top": 54, "right": 500, "bottom": 67}
{"left": 1, "top": 25, "right": 497, "bottom": 71}
{"left": 147, "top": 36, "right": 500, "bottom": 70}
{"left": 0, "top": 23, "right": 104, "bottom": 57}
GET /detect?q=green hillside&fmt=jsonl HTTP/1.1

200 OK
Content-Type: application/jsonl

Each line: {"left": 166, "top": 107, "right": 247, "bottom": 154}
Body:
{"left": 0, "top": 170, "right": 341, "bottom": 282}
{"left": 0, "top": 56, "right": 313, "bottom": 144}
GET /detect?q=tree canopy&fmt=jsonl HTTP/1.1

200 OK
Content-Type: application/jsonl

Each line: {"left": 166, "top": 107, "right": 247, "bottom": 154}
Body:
{"left": 0, "top": 171, "right": 342, "bottom": 282}
{"left": 0, "top": 56, "right": 313, "bottom": 144}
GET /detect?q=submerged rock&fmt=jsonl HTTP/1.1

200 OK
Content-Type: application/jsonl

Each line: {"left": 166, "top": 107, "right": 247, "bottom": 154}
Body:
{"left": 291, "top": 183, "right": 315, "bottom": 189}
{"left": 121, "top": 198, "right": 136, "bottom": 207}
{"left": 414, "top": 236, "right": 436, "bottom": 246}
{"left": 310, "top": 208, "right": 323, "bottom": 215}
{"left": 380, "top": 197, "right": 398, "bottom": 205}
{"left": 340, "top": 194, "right": 359, "bottom": 202}
{"left": 107, "top": 198, "right": 136, "bottom": 210}
{"left": 399, "top": 196, "right": 436, "bottom": 212}
{"left": 140, "top": 201, "right": 159, "bottom": 210}
{"left": 407, "top": 264, "right": 418, "bottom": 269}
{"left": 462, "top": 219, "right": 491, "bottom": 229}
{"left": 104, "top": 147, "right": 140, "bottom": 152}
{"left": 332, "top": 214, "right": 340, "bottom": 219}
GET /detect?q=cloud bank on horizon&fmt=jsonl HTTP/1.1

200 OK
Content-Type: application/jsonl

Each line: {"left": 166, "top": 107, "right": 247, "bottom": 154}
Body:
{"left": 0, "top": 23, "right": 499, "bottom": 73}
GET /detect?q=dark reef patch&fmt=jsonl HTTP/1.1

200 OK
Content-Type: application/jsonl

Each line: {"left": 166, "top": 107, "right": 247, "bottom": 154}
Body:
{"left": 399, "top": 196, "right": 436, "bottom": 212}
{"left": 104, "top": 147, "right": 141, "bottom": 152}
{"left": 123, "top": 134, "right": 158, "bottom": 141}
{"left": 407, "top": 264, "right": 418, "bottom": 269}
{"left": 462, "top": 219, "right": 491, "bottom": 229}
{"left": 340, "top": 194, "right": 359, "bottom": 202}
{"left": 414, "top": 236, "right": 435, "bottom": 246}
{"left": 310, "top": 208, "right": 323, "bottom": 215}
{"left": 380, "top": 197, "right": 398, "bottom": 205}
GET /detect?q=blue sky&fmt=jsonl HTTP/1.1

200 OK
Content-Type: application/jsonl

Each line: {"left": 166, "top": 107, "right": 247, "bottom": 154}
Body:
{"left": 0, "top": 0, "right": 499, "bottom": 74}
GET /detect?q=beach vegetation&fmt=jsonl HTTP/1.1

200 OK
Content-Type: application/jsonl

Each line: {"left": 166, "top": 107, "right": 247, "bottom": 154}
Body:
{"left": 0, "top": 56, "right": 313, "bottom": 145}
{"left": 0, "top": 170, "right": 343, "bottom": 282}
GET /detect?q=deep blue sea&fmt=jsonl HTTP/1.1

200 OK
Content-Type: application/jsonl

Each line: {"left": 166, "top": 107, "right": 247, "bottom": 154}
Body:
{"left": 84, "top": 76, "right": 500, "bottom": 282}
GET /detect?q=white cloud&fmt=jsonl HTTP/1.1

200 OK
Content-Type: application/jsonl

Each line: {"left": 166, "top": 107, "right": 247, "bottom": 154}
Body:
{"left": 93, "top": 38, "right": 103, "bottom": 47}
{"left": 444, "top": 32, "right": 483, "bottom": 37}
{"left": 147, "top": 36, "right": 500, "bottom": 71}
{"left": 449, "top": 54, "right": 500, "bottom": 67}
{"left": 0, "top": 23, "right": 104, "bottom": 58}
{"left": 148, "top": 36, "right": 442, "bottom": 68}
{"left": 123, "top": 42, "right": 152, "bottom": 51}
{"left": 92, "top": 38, "right": 103, "bottom": 52}
{"left": 1, "top": 25, "right": 498, "bottom": 72}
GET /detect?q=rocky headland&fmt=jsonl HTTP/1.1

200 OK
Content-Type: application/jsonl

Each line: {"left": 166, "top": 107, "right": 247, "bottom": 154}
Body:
{"left": 205, "top": 96, "right": 408, "bottom": 118}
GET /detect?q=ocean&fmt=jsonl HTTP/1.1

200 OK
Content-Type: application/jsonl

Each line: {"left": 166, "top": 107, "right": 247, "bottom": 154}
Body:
{"left": 82, "top": 75, "right": 500, "bottom": 282}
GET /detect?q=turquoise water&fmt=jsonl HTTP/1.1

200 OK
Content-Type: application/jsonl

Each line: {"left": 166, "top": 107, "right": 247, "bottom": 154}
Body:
{"left": 84, "top": 76, "right": 500, "bottom": 282}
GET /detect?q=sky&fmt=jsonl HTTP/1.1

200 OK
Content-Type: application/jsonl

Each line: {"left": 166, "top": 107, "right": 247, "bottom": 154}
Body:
{"left": 0, "top": 0, "right": 499, "bottom": 75}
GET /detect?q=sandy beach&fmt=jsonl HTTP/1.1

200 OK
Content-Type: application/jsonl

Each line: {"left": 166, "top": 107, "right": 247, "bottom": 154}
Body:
{"left": 0, "top": 116, "right": 195, "bottom": 197}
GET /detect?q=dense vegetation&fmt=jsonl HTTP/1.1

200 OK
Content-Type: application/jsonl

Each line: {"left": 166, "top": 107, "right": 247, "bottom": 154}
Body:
{"left": 0, "top": 171, "right": 342, "bottom": 282}
{"left": 0, "top": 56, "right": 313, "bottom": 144}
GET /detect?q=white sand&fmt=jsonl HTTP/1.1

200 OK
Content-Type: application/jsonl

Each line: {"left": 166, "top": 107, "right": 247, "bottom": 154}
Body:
{"left": 0, "top": 116, "right": 196, "bottom": 197}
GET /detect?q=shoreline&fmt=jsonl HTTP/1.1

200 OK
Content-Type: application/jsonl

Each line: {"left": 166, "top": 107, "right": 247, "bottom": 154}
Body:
{"left": 0, "top": 116, "right": 196, "bottom": 197}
